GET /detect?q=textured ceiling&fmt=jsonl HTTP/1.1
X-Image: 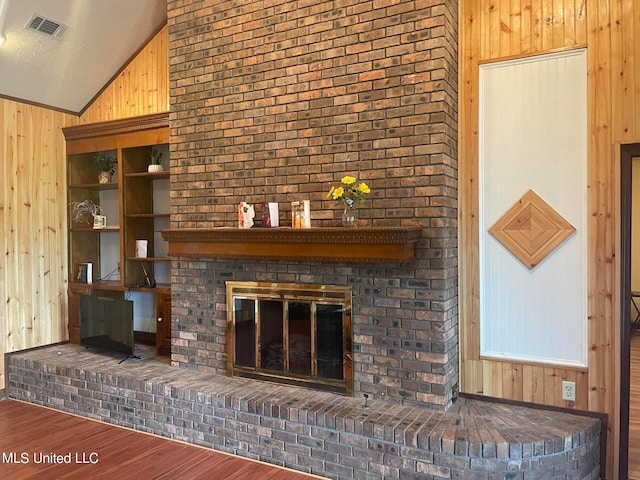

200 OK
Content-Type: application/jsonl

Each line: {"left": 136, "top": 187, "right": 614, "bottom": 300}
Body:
{"left": 0, "top": 0, "right": 166, "bottom": 113}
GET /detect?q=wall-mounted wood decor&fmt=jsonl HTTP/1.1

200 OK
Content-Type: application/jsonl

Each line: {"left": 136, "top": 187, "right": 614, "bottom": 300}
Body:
{"left": 489, "top": 189, "right": 575, "bottom": 270}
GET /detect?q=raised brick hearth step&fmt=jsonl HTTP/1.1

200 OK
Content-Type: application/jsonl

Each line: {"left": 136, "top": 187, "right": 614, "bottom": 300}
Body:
{"left": 7, "top": 344, "right": 601, "bottom": 480}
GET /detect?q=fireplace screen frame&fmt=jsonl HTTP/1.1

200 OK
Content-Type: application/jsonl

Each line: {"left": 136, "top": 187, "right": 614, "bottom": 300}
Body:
{"left": 226, "top": 281, "right": 353, "bottom": 395}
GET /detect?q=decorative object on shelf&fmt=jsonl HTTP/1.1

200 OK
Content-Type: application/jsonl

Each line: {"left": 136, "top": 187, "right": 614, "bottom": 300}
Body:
{"left": 93, "top": 153, "right": 116, "bottom": 184}
{"left": 291, "top": 200, "right": 310, "bottom": 228}
{"left": 140, "top": 260, "right": 156, "bottom": 288}
{"left": 93, "top": 215, "right": 107, "bottom": 229}
{"left": 135, "top": 239, "right": 148, "bottom": 258}
{"left": 76, "top": 262, "right": 93, "bottom": 284}
{"left": 261, "top": 202, "right": 279, "bottom": 227}
{"left": 326, "top": 175, "right": 370, "bottom": 227}
{"left": 148, "top": 147, "right": 164, "bottom": 173}
{"left": 69, "top": 199, "right": 106, "bottom": 229}
{"left": 238, "top": 202, "right": 255, "bottom": 228}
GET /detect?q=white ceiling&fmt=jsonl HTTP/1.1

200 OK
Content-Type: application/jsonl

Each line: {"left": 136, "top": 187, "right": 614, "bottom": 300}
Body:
{"left": 0, "top": 0, "right": 166, "bottom": 113}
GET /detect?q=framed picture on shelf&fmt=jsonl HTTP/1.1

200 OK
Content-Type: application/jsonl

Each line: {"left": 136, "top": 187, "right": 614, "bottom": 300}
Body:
{"left": 291, "top": 200, "right": 310, "bottom": 228}
{"left": 76, "top": 262, "right": 93, "bottom": 284}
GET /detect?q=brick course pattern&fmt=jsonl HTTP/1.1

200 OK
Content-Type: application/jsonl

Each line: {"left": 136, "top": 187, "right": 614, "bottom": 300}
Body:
{"left": 167, "top": 0, "right": 459, "bottom": 409}
{"left": 7, "top": 346, "right": 600, "bottom": 480}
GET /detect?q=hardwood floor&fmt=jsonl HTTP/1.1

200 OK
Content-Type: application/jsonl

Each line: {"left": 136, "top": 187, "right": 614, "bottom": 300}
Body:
{"left": 630, "top": 333, "right": 640, "bottom": 478}
{"left": 0, "top": 400, "right": 324, "bottom": 480}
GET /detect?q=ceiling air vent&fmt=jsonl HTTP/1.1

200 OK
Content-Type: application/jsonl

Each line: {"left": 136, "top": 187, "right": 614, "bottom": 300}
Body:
{"left": 25, "top": 14, "right": 67, "bottom": 39}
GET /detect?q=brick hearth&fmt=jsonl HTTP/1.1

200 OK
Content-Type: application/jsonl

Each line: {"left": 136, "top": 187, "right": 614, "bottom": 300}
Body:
{"left": 7, "top": 345, "right": 601, "bottom": 480}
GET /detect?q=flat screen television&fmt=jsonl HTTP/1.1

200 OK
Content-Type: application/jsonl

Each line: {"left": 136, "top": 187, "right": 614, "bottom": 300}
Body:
{"left": 80, "top": 294, "right": 135, "bottom": 357}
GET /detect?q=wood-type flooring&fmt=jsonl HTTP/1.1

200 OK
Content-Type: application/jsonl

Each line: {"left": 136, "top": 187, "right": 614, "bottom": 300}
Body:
{"left": 0, "top": 399, "right": 325, "bottom": 480}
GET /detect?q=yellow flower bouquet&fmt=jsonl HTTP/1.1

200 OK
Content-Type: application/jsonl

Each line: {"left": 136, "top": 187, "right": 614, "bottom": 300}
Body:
{"left": 326, "top": 175, "right": 371, "bottom": 207}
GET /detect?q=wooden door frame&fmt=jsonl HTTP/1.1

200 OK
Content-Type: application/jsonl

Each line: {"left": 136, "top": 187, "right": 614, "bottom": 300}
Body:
{"left": 620, "top": 143, "right": 640, "bottom": 479}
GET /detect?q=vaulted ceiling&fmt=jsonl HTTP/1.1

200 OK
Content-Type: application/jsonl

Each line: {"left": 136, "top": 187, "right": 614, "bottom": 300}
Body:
{"left": 0, "top": 0, "right": 166, "bottom": 114}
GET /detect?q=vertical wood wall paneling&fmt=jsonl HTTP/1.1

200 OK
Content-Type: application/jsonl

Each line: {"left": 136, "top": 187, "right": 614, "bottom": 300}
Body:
{"left": 611, "top": 0, "right": 635, "bottom": 142}
{"left": 458, "top": 0, "right": 482, "bottom": 406}
{"left": 587, "top": 0, "right": 616, "bottom": 473}
{"left": 0, "top": 100, "right": 77, "bottom": 390}
{"left": 460, "top": 0, "right": 629, "bottom": 477}
{"left": 79, "top": 26, "right": 169, "bottom": 124}
{"left": 0, "top": 101, "right": 12, "bottom": 389}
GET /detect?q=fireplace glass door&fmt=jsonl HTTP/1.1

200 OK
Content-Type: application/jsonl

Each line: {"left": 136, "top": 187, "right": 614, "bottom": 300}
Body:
{"left": 227, "top": 282, "right": 352, "bottom": 395}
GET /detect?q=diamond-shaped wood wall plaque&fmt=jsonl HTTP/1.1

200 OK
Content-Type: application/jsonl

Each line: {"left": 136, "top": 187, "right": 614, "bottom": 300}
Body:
{"left": 488, "top": 190, "right": 575, "bottom": 270}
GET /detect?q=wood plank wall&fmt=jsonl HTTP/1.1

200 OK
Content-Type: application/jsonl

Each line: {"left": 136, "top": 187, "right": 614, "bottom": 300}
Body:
{"left": 0, "top": 26, "right": 169, "bottom": 391}
{"left": 460, "top": 0, "right": 639, "bottom": 476}
{"left": 0, "top": 102, "right": 77, "bottom": 389}
{"left": 79, "top": 25, "right": 169, "bottom": 124}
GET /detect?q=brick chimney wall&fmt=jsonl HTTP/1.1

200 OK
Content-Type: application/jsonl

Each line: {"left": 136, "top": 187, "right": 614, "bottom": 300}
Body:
{"left": 167, "top": 0, "right": 458, "bottom": 408}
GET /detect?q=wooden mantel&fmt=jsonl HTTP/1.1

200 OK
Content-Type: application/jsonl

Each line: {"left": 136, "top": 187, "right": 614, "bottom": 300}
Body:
{"left": 161, "top": 226, "right": 422, "bottom": 263}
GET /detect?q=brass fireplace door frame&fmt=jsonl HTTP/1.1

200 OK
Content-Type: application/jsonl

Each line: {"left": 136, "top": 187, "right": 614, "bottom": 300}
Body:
{"left": 226, "top": 281, "right": 353, "bottom": 395}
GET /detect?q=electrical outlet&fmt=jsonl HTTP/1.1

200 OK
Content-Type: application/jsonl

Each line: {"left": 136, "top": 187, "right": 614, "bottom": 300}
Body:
{"left": 562, "top": 381, "right": 576, "bottom": 401}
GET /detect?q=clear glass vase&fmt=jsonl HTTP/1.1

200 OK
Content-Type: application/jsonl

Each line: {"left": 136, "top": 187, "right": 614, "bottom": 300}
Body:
{"left": 341, "top": 203, "right": 358, "bottom": 227}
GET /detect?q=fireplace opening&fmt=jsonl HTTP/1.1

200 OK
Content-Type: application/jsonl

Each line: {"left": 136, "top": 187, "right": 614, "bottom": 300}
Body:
{"left": 226, "top": 282, "right": 352, "bottom": 395}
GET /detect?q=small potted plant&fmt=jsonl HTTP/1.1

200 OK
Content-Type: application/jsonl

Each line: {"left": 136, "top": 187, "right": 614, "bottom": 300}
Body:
{"left": 148, "top": 147, "right": 163, "bottom": 173}
{"left": 69, "top": 199, "right": 106, "bottom": 229}
{"left": 93, "top": 153, "right": 117, "bottom": 184}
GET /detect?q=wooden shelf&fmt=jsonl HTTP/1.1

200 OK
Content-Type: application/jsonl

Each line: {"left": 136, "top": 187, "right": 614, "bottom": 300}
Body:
{"left": 161, "top": 226, "right": 422, "bottom": 263}
{"left": 71, "top": 281, "right": 171, "bottom": 293}
{"left": 69, "top": 182, "right": 119, "bottom": 190}
{"left": 120, "top": 283, "right": 171, "bottom": 292}
{"left": 126, "top": 256, "right": 171, "bottom": 262}
{"left": 70, "top": 226, "right": 120, "bottom": 232}
{"left": 86, "top": 281, "right": 122, "bottom": 290}
{"left": 125, "top": 171, "right": 170, "bottom": 179}
{"left": 125, "top": 213, "right": 170, "bottom": 219}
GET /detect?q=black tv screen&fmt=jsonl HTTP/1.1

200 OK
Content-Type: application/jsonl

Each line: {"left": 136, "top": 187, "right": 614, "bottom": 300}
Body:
{"left": 80, "top": 295, "right": 134, "bottom": 357}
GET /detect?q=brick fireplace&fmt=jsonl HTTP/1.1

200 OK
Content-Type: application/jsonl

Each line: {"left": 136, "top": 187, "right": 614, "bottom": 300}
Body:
{"left": 167, "top": 0, "right": 458, "bottom": 409}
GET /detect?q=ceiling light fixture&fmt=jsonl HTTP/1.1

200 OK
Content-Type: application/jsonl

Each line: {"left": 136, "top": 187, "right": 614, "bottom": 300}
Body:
{"left": 0, "top": 0, "right": 8, "bottom": 46}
